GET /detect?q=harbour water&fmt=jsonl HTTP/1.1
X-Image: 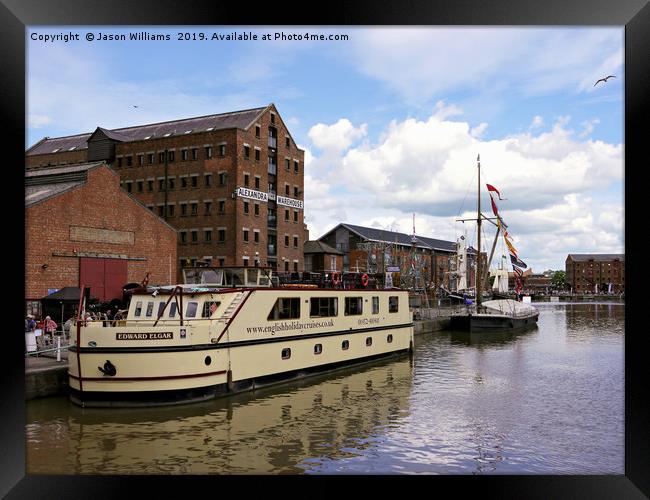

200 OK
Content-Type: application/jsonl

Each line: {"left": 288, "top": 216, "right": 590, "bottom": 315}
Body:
{"left": 26, "top": 302, "right": 624, "bottom": 474}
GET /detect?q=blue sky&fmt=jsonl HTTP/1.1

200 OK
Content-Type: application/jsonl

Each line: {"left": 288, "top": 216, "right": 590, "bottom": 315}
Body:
{"left": 27, "top": 26, "right": 624, "bottom": 271}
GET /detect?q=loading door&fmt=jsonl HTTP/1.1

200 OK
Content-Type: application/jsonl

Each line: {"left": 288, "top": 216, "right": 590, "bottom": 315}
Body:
{"left": 79, "top": 257, "right": 127, "bottom": 302}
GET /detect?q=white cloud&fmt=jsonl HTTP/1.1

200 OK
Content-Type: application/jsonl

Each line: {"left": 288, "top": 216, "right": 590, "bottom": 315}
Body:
{"left": 308, "top": 119, "right": 367, "bottom": 153}
{"left": 579, "top": 118, "right": 601, "bottom": 138}
{"left": 529, "top": 116, "right": 544, "bottom": 130}
{"left": 304, "top": 109, "right": 623, "bottom": 270}
{"left": 345, "top": 27, "right": 623, "bottom": 104}
{"left": 28, "top": 114, "right": 52, "bottom": 128}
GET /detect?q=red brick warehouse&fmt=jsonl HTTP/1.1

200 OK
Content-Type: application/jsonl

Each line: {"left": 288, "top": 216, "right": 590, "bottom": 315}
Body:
{"left": 25, "top": 103, "right": 308, "bottom": 280}
{"left": 25, "top": 162, "right": 178, "bottom": 314}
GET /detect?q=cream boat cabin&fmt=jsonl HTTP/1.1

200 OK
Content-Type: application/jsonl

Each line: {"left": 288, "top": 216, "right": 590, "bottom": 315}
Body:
{"left": 69, "top": 268, "right": 414, "bottom": 407}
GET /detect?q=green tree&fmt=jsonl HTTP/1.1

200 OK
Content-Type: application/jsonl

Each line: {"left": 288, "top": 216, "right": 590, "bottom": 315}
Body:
{"left": 551, "top": 270, "right": 566, "bottom": 288}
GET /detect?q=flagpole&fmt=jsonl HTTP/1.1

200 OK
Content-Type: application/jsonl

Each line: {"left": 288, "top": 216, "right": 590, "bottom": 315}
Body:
{"left": 476, "top": 154, "right": 482, "bottom": 309}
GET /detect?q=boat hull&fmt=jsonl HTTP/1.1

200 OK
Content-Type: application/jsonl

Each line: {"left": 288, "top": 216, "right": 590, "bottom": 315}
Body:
{"left": 69, "top": 347, "right": 411, "bottom": 408}
{"left": 449, "top": 312, "right": 538, "bottom": 333}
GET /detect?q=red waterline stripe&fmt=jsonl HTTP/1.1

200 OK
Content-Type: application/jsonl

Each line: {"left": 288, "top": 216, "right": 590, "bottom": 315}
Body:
{"left": 69, "top": 369, "right": 227, "bottom": 382}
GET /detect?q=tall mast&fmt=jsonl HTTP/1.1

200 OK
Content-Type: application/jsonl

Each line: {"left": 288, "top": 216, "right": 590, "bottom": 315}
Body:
{"left": 476, "top": 154, "right": 482, "bottom": 308}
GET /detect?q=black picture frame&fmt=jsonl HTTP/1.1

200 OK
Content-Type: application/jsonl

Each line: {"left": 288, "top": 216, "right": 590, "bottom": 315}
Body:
{"left": 3, "top": 0, "right": 647, "bottom": 497}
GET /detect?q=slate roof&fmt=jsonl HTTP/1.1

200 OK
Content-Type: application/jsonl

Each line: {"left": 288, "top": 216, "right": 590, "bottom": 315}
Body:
{"left": 567, "top": 254, "right": 624, "bottom": 262}
{"left": 304, "top": 240, "right": 344, "bottom": 255}
{"left": 26, "top": 105, "right": 269, "bottom": 156}
{"left": 320, "top": 223, "right": 457, "bottom": 253}
{"left": 25, "top": 161, "right": 105, "bottom": 206}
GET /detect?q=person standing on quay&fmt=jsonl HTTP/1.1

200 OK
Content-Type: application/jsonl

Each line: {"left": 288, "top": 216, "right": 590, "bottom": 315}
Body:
{"left": 44, "top": 316, "right": 58, "bottom": 340}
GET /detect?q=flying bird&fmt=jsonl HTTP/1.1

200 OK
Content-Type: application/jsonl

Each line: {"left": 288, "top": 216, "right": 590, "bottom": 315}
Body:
{"left": 133, "top": 105, "right": 139, "bottom": 108}
{"left": 594, "top": 75, "right": 616, "bottom": 86}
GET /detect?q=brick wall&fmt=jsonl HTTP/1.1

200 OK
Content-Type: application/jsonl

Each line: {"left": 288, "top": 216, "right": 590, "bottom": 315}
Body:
{"left": 25, "top": 105, "right": 307, "bottom": 277}
{"left": 25, "top": 165, "right": 177, "bottom": 299}
{"left": 26, "top": 149, "right": 88, "bottom": 168}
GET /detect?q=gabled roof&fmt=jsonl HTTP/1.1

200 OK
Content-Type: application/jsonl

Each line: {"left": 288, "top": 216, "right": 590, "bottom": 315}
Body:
{"left": 25, "top": 133, "right": 92, "bottom": 156}
{"left": 26, "top": 105, "right": 270, "bottom": 156}
{"left": 567, "top": 254, "right": 624, "bottom": 262}
{"left": 25, "top": 161, "right": 106, "bottom": 206}
{"left": 414, "top": 235, "right": 456, "bottom": 252}
{"left": 89, "top": 127, "right": 132, "bottom": 142}
{"left": 319, "top": 223, "right": 456, "bottom": 252}
{"left": 304, "top": 240, "right": 344, "bottom": 255}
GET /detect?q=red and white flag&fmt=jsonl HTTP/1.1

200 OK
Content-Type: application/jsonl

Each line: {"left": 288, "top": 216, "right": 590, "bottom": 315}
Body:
{"left": 486, "top": 184, "right": 506, "bottom": 200}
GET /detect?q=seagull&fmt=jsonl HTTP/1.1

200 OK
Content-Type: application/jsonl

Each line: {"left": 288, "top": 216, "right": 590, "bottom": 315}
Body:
{"left": 594, "top": 75, "right": 616, "bottom": 86}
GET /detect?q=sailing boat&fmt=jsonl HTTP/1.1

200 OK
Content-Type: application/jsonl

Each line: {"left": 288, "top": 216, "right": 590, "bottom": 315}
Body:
{"left": 449, "top": 155, "right": 539, "bottom": 332}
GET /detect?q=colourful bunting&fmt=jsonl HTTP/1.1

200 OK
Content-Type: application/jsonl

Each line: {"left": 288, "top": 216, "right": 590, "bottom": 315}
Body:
{"left": 510, "top": 251, "right": 527, "bottom": 269}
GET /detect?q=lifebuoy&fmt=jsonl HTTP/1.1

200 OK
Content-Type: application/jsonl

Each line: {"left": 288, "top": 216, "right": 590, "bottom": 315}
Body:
{"left": 361, "top": 273, "right": 369, "bottom": 287}
{"left": 332, "top": 272, "right": 341, "bottom": 285}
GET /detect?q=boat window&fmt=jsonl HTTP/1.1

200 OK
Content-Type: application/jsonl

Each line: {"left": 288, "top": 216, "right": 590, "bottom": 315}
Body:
{"left": 372, "top": 296, "right": 379, "bottom": 314}
{"left": 134, "top": 301, "right": 143, "bottom": 317}
{"left": 145, "top": 302, "right": 154, "bottom": 317}
{"left": 225, "top": 268, "right": 245, "bottom": 286}
{"left": 314, "top": 344, "right": 322, "bottom": 355}
{"left": 202, "top": 301, "right": 221, "bottom": 318}
{"left": 267, "top": 297, "right": 301, "bottom": 320}
{"left": 366, "top": 337, "right": 373, "bottom": 346}
{"left": 169, "top": 302, "right": 177, "bottom": 318}
{"left": 186, "top": 301, "right": 199, "bottom": 318}
{"left": 389, "top": 296, "right": 399, "bottom": 313}
{"left": 157, "top": 302, "right": 167, "bottom": 318}
{"left": 342, "top": 340, "right": 349, "bottom": 350}
{"left": 344, "top": 297, "right": 363, "bottom": 316}
{"left": 387, "top": 334, "right": 393, "bottom": 343}
{"left": 200, "top": 270, "right": 221, "bottom": 284}
{"left": 309, "top": 297, "right": 338, "bottom": 318}
{"left": 281, "top": 348, "right": 291, "bottom": 360}
{"left": 258, "top": 271, "right": 271, "bottom": 286}
{"left": 245, "top": 270, "right": 258, "bottom": 286}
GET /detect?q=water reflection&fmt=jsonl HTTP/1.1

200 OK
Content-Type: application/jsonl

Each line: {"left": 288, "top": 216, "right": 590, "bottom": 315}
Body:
{"left": 563, "top": 303, "right": 624, "bottom": 344}
{"left": 447, "top": 326, "right": 538, "bottom": 349}
{"left": 27, "top": 356, "right": 415, "bottom": 474}
{"left": 26, "top": 303, "right": 624, "bottom": 475}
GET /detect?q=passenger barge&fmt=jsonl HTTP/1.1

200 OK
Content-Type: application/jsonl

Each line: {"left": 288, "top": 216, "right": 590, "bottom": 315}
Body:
{"left": 68, "top": 267, "right": 414, "bottom": 407}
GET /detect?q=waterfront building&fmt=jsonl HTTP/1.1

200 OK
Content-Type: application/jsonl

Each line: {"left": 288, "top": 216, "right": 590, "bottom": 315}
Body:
{"left": 303, "top": 240, "right": 344, "bottom": 273}
{"left": 316, "top": 223, "right": 461, "bottom": 290}
{"left": 25, "top": 162, "right": 177, "bottom": 317}
{"left": 25, "top": 104, "right": 307, "bottom": 279}
{"left": 565, "top": 254, "right": 625, "bottom": 293}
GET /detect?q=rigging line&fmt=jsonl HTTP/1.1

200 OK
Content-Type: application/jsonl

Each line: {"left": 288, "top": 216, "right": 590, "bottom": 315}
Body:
{"left": 457, "top": 167, "right": 477, "bottom": 218}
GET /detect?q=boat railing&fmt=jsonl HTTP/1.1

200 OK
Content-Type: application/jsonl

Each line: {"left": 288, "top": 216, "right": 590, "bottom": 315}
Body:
{"left": 76, "top": 317, "right": 220, "bottom": 328}
{"left": 25, "top": 332, "right": 70, "bottom": 360}
{"left": 275, "top": 271, "right": 392, "bottom": 290}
